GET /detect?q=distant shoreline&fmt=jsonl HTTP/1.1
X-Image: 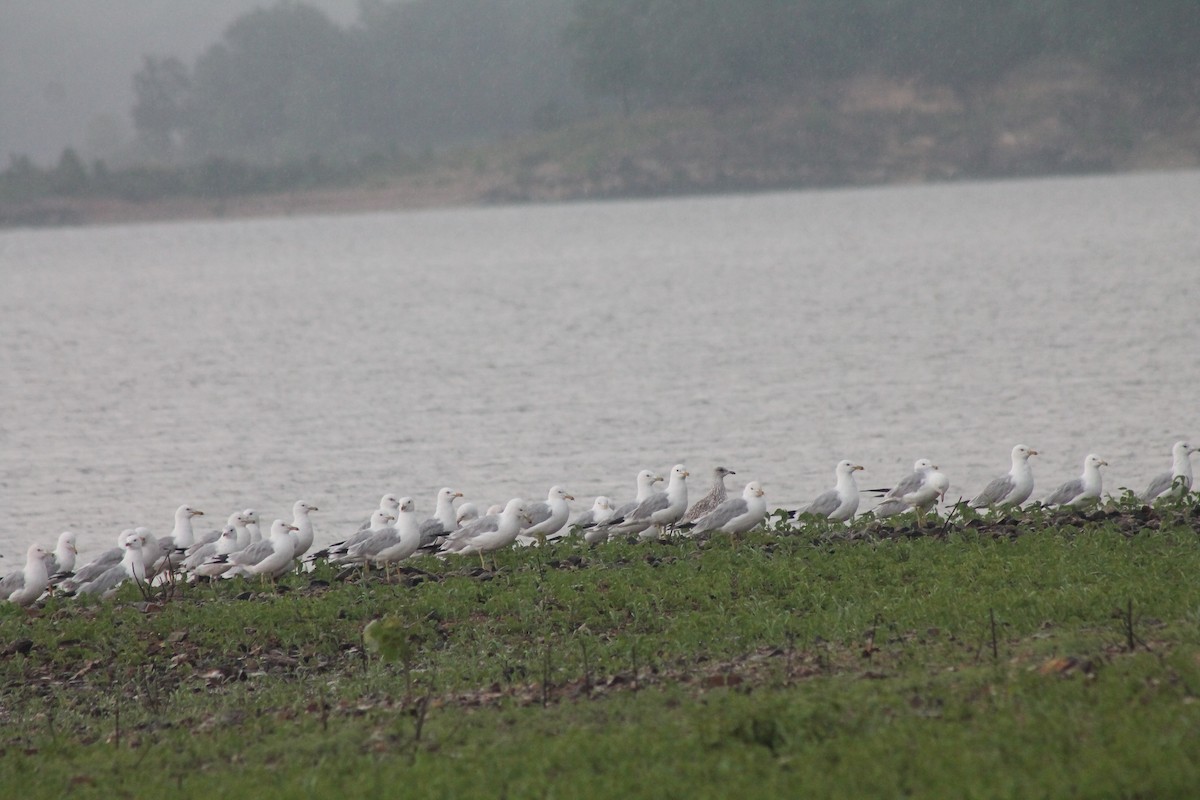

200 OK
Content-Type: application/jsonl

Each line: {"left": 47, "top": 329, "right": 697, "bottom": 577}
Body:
{"left": 5, "top": 63, "right": 1198, "bottom": 230}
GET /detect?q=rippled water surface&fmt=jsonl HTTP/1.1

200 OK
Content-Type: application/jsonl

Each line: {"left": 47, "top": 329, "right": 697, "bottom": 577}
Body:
{"left": 2, "top": 170, "right": 1198, "bottom": 560}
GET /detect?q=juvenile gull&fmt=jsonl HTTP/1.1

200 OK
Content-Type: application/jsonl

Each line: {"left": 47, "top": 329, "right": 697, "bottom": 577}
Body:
{"left": 686, "top": 481, "right": 767, "bottom": 540}
{"left": 440, "top": 499, "right": 533, "bottom": 569}
{"left": 0, "top": 543, "right": 51, "bottom": 606}
{"left": 799, "top": 460, "right": 864, "bottom": 522}
{"left": 1141, "top": 440, "right": 1198, "bottom": 502}
{"left": 970, "top": 445, "right": 1038, "bottom": 509}
{"left": 611, "top": 464, "right": 690, "bottom": 539}
{"left": 681, "top": 466, "right": 736, "bottom": 523}
{"left": 516, "top": 486, "right": 575, "bottom": 546}
{"left": 1044, "top": 454, "right": 1108, "bottom": 507}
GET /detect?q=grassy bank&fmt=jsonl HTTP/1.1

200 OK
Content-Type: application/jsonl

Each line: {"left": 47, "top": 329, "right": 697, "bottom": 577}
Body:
{"left": 3, "top": 509, "right": 1199, "bottom": 797}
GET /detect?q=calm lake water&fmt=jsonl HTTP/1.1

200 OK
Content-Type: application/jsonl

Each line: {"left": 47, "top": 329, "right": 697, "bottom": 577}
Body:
{"left": 2, "top": 170, "right": 1198, "bottom": 561}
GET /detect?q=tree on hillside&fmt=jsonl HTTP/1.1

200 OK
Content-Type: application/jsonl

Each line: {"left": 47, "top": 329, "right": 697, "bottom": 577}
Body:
{"left": 566, "top": 0, "right": 651, "bottom": 115}
{"left": 185, "top": 3, "right": 356, "bottom": 161}
{"left": 132, "top": 56, "right": 191, "bottom": 158}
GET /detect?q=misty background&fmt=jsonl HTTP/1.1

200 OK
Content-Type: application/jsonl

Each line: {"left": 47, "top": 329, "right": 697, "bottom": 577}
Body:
{"left": 1, "top": 0, "right": 1197, "bottom": 208}
{"left": 0, "top": 1, "right": 359, "bottom": 163}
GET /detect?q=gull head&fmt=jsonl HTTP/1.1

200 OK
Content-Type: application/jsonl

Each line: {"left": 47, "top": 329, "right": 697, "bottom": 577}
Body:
{"left": 670, "top": 465, "right": 689, "bottom": 480}
{"left": 1086, "top": 453, "right": 1108, "bottom": 469}
{"left": 438, "top": 488, "right": 461, "bottom": 503}
{"left": 744, "top": 481, "right": 765, "bottom": 498}
{"left": 28, "top": 543, "right": 48, "bottom": 562}
{"left": 243, "top": 509, "right": 259, "bottom": 523}
{"left": 398, "top": 497, "right": 415, "bottom": 513}
{"left": 714, "top": 466, "right": 736, "bottom": 478}
{"left": 295, "top": 501, "right": 319, "bottom": 513}
{"left": 548, "top": 485, "right": 575, "bottom": 501}
{"left": 594, "top": 496, "right": 612, "bottom": 510}
{"left": 1173, "top": 440, "right": 1197, "bottom": 456}
{"left": 1014, "top": 444, "right": 1037, "bottom": 460}
{"left": 836, "top": 460, "right": 863, "bottom": 476}
{"left": 913, "top": 458, "right": 935, "bottom": 472}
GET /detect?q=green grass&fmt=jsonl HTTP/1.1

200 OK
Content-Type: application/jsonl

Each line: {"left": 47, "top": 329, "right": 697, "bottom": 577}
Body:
{"left": 2, "top": 516, "right": 1199, "bottom": 798}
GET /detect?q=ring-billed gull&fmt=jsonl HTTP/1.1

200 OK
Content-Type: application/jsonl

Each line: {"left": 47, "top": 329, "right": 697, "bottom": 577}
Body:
{"left": 515, "top": 486, "right": 575, "bottom": 546}
{"left": 347, "top": 497, "right": 422, "bottom": 576}
{"left": 242, "top": 510, "right": 262, "bottom": 544}
{"left": 456, "top": 503, "right": 480, "bottom": 526}
{"left": 308, "top": 509, "right": 394, "bottom": 563}
{"left": 209, "top": 519, "right": 298, "bottom": 581}
{"left": 798, "top": 460, "right": 863, "bottom": 522}
{"left": 873, "top": 459, "right": 948, "bottom": 521}
{"left": 1044, "top": 454, "right": 1108, "bottom": 507}
{"left": 0, "top": 543, "right": 51, "bottom": 606}
{"left": 75, "top": 535, "right": 146, "bottom": 598}
{"left": 1141, "top": 440, "right": 1197, "bottom": 501}
{"left": 574, "top": 498, "right": 617, "bottom": 543}
{"left": 186, "top": 526, "right": 240, "bottom": 580}
{"left": 418, "top": 488, "right": 464, "bottom": 549}
{"left": 685, "top": 481, "right": 767, "bottom": 540}
{"left": 610, "top": 470, "right": 664, "bottom": 523}
{"left": 441, "top": 498, "right": 533, "bottom": 569}
{"left": 681, "top": 466, "right": 736, "bottom": 523}
{"left": 290, "top": 501, "right": 319, "bottom": 560}
{"left": 970, "top": 445, "right": 1038, "bottom": 509}
{"left": 360, "top": 494, "right": 402, "bottom": 531}
{"left": 47, "top": 531, "right": 78, "bottom": 580}
{"left": 161, "top": 505, "right": 204, "bottom": 553}
{"left": 611, "top": 465, "right": 690, "bottom": 539}
{"left": 187, "top": 511, "right": 250, "bottom": 553}
{"left": 62, "top": 530, "right": 136, "bottom": 590}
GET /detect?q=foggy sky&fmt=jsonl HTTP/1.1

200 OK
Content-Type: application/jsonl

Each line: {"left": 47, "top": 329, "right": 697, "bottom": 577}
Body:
{"left": 0, "top": 0, "right": 360, "bottom": 165}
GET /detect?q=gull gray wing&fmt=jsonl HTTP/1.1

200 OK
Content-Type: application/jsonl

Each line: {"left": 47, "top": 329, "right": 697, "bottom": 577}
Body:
{"left": 571, "top": 510, "right": 596, "bottom": 528}
{"left": 182, "top": 541, "right": 218, "bottom": 570}
{"left": 0, "top": 571, "right": 24, "bottom": 598}
{"left": 70, "top": 548, "right": 123, "bottom": 585}
{"left": 629, "top": 491, "right": 670, "bottom": 521}
{"left": 351, "top": 530, "right": 401, "bottom": 560}
{"left": 804, "top": 490, "right": 840, "bottom": 518}
{"left": 873, "top": 498, "right": 910, "bottom": 518}
{"left": 229, "top": 540, "right": 274, "bottom": 567}
{"left": 612, "top": 500, "right": 638, "bottom": 519}
{"left": 524, "top": 502, "right": 553, "bottom": 528}
{"left": 1140, "top": 471, "right": 1173, "bottom": 501}
{"left": 1044, "top": 479, "right": 1083, "bottom": 506}
{"left": 971, "top": 475, "right": 1015, "bottom": 507}
{"left": 445, "top": 515, "right": 500, "bottom": 547}
{"left": 76, "top": 565, "right": 130, "bottom": 596}
{"left": 419, "top": 518, "right": 448, "bottom": 547}
{"left": 887, "top": 471, "right": 926, "bottom": 500}
{"left": 693, "top": 499, "right": 748, "bottom": 535}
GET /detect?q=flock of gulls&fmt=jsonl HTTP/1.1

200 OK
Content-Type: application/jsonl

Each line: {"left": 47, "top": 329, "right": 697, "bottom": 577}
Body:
{"left": 2, "top": 440, "right": 1196, "bottom": 607}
